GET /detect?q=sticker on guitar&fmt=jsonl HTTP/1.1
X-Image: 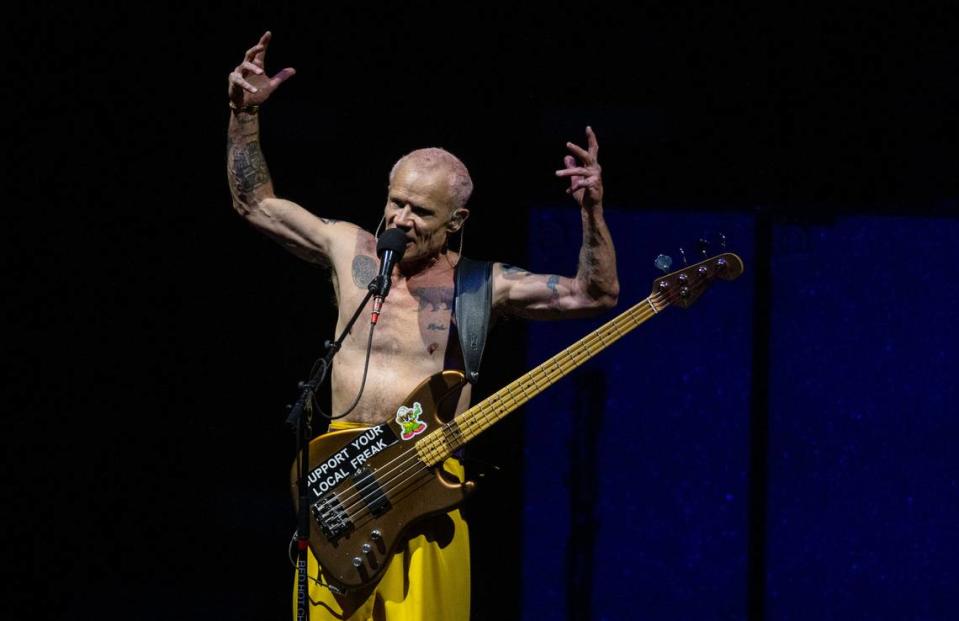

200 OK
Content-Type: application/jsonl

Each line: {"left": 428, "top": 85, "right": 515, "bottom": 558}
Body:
{"left": 396, "top": 402, "right": 428, "bottom": 440}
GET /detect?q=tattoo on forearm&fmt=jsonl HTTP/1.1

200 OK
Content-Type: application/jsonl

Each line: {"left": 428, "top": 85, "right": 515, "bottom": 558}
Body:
{"left": 320, "top": 218, "right": 339, "bottom": 225}
{"left": 580, "top": 243, "right": 598, "bottom": 282}
{"left": 229, "top": 141, "right": 271, "bottom": 202}
{"left": 352, "top": 255, "right": 378, "bottom": 289}
{"left": 235, "top": 112, "right": 258, "bottom": 127}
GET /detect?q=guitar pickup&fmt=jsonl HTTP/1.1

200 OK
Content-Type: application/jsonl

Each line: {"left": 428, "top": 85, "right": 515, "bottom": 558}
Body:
{"left": 354, "top": 466, "right": 391, "bottom": 518}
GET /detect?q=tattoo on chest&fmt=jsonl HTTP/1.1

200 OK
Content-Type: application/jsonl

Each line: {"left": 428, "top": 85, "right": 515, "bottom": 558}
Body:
{"left": 352, "top": 255, "right": 378, "bottom": 289}
{"left": 427, "top": 323, "right": 448, "bottom": 331}
{"left": 411, "top": 286, "right": 453, "bottom": 312}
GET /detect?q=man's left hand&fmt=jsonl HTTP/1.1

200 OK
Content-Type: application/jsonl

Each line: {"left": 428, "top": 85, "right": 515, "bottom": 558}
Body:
{"left": 555, "top": 126, "right": 603, "bottom": 211}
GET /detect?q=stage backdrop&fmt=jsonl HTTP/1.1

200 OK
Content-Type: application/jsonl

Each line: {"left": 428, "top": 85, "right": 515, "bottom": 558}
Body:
{"left": 520, "top": 208, "right": 958, "bottom": 620}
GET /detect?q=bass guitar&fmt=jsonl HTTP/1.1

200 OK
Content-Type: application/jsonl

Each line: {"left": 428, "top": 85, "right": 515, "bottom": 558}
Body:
{"left": 291, "top": 251, "right": 744, "bottom": 592}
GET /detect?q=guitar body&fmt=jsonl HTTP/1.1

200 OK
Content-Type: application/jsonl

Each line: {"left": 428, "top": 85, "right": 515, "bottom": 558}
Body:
{"left": 290, "top": 370, "right": 475, "bottom": 592}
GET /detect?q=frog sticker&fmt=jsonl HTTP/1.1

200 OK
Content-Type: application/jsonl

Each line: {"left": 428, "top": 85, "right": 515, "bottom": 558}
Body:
{"left": 395, "top": 402, "right": 428, "bottom": 440}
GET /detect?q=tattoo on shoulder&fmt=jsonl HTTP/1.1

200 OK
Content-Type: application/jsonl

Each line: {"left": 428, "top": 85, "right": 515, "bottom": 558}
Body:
{"left": 501, "top": 264, "right": 532, "bottom": 280}
{"left": 352, "top": 255, "right": 378, "bottom": 289}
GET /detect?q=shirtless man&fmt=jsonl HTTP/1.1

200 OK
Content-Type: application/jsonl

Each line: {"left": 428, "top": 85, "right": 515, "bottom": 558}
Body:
{"left": 227, "top": 32, "right": 619, "bottom": 620}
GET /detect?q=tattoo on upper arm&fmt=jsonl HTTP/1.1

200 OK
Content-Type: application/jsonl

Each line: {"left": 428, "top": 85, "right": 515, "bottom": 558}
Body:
{"left": 229, "top": 141, "right": 271, "bottom": 201}
{"left": 546, "top": 275, "right": 560, "bottom": 298}
{"left": 352, "top": 255, "right": 378, "bottom": 289}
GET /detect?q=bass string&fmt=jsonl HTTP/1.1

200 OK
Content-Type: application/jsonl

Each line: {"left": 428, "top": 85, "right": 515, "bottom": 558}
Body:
{"left": 333, "top": 298, "right": 657, "bottom": 515}
{"left": 328, "top": 267, "right": 717, "bottom": 524}
{"left": 324, "top": 257, "right": 719, "bottom": 517}
{"left": 448, "top": 291, "right": 673, "bottom": 447}
{"left": 330, "top": 285, "right": 683, "bottom": 523}
{"left": 331, "top": 296, "right": 669, "bottom": 523}
{"left": 329, "top": 283, "right": 699, "bottom": 524}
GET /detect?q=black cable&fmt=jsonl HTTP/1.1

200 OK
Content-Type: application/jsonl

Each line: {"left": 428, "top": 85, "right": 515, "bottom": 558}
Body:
{"left": 314, "top": 320, "right": 377, "bottom": 420}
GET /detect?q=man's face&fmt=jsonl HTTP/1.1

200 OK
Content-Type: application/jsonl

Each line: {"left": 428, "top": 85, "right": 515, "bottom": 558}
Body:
{"left": 384, "top": 162, "right": 460, "bottom": 264}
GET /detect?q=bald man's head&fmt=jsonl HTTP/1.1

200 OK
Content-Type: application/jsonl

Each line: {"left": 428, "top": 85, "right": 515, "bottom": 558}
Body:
{"left": 389, "top": 148, "right": 473, "bottom": 211}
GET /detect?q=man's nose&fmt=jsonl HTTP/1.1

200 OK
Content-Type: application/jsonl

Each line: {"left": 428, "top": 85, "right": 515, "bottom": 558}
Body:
{"left": 393, "top": 206, "right": 413, "bottom": 227}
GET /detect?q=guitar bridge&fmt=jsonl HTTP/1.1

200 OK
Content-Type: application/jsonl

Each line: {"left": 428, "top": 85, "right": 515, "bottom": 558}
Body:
{"left": 311, "top": 494, "right": 353, "bottom": 541}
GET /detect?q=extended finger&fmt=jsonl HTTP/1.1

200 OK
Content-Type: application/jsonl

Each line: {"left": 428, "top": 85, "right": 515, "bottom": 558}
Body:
{"left": 586, "top": 126, "right": 599, "bottom": 156}
{"left": 565, "top": 140, "right": 591, "bottom": 162}
{"left": 253, "top": 31, "right": 272, "bottom": 67}
{"left": 240, "top": 60, "right": 264, "bottom": 75}
{"left": 244, "top": 43, "right": 265, "bottom": 63}
{"left": 269, "top": 66, "right": 296, "bottom": 88}
{"left": 555, "top": 166, "right": 593, "bottom": 177}
{"left": 229, "top": 72, "right": 259, "bottom": 94}
{"left": 561, "top": 155, "right": 580, "bottom": 185}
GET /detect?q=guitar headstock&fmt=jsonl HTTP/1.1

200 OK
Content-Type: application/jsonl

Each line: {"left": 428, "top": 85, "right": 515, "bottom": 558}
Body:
{"left": 649, "top": 252, "right": 744, "bottom": 311}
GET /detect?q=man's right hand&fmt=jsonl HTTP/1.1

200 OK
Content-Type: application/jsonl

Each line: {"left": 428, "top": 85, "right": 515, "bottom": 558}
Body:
{"left": 227, "top": 31, "right": 296, "bottom": 109}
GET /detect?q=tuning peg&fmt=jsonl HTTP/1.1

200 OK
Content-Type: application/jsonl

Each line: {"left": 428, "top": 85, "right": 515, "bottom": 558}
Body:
{"left": 654, "top": 254, "right": 673, "bottom": 273}
{"left": 697, "top": 238, "right": 709, "bottom": 258}
{"left": 678, "top": 247, "right": 688, "bottom": 265}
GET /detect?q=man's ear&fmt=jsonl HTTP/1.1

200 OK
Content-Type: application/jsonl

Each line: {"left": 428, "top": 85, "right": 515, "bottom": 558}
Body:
{"left": 448, "top": 208, "right": 470, "bottom": 233}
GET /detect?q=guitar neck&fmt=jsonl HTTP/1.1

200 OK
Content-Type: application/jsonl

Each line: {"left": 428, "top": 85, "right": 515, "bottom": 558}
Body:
{"left": 416, "top": 293, "right": 667, "bottom": 466}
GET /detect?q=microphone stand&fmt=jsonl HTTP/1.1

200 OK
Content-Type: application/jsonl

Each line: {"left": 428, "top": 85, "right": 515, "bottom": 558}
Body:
{"left": 287, "top": 275, "right": 388, "bottom": 620}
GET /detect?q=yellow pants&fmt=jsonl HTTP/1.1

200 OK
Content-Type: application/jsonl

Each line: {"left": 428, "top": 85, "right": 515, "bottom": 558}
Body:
{"left": 293, "top": 421, "right": 471, "bottom": 621}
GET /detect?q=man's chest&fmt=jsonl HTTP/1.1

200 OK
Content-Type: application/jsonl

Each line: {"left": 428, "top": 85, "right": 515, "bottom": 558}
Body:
{"left": 337, "top": 266, "right": 459, "bottom": 362}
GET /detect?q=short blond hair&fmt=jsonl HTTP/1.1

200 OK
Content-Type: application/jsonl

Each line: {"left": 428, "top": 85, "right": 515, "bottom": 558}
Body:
{"left": 389, "top": 147, "right": 473, "bottom": 211}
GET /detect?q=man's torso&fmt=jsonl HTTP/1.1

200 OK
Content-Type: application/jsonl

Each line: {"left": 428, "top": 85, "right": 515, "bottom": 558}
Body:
{"left": 327, "top": 226, "right": 471, "bottom": 426}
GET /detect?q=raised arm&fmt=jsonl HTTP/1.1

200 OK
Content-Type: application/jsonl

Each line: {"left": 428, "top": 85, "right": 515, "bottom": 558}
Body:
{"left": 226, "top": 32, "right": 350, "bottom": 264}
{"left": 492, "top": 126, "right": 619, "bottom": 319}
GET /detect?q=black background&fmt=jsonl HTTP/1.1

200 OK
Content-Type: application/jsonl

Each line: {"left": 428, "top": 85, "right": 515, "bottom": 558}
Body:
{"left": 10, "top": 2, "right": 956, "bottom": 619}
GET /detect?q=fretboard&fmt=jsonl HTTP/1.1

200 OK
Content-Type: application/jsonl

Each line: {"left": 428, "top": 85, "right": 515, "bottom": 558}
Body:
{"left": 416, "top": 292, "right": 667, "bottom": 466}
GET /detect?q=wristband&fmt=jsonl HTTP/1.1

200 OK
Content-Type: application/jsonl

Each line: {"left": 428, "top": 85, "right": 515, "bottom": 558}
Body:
{"left": 229, "top": 101, "right": 260, "bottom": 115}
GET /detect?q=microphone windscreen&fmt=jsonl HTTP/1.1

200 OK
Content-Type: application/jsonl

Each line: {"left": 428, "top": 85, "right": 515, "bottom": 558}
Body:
{"left": 377, "top": 228, "right": 408, "bottom": 260}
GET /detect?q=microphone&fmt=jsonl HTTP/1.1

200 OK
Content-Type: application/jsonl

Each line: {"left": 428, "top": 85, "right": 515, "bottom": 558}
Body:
{"left": 370, "top": 228, "right": 408, "bottom": 323}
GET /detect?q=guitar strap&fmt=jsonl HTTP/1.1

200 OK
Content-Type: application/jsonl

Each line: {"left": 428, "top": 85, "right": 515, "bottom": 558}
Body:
{"left": 454, "top": 256, "right": 494, "bottom": 385}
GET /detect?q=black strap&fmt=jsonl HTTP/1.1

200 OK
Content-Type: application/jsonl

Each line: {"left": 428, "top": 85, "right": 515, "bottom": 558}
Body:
{"left": 454, "top": 256, "right": 493, "bottom": 384}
